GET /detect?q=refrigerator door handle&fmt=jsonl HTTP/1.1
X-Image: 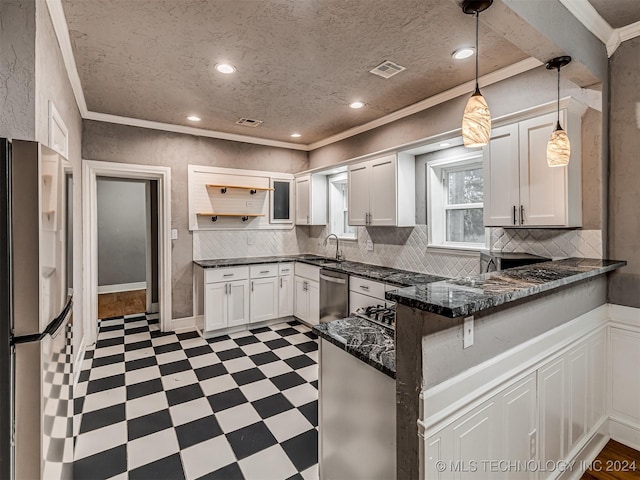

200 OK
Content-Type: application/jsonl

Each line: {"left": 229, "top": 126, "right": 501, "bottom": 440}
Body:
{"left": 11, "top": 296, "right": 72, "bottom": 345}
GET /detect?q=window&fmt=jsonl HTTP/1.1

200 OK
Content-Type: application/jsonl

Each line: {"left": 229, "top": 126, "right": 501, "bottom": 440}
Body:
{"left": 328, "top": 173, "right": 356, "bottom": 240}
{"left": 426, "top": 150, "right": 486, "bottom": 250}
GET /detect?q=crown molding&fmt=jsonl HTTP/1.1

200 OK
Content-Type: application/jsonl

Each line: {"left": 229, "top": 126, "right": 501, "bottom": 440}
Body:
{"left": 558, "top": 0, "right": 640, "bottom": 57}
{"left": 45, "top": 0, "right": 88, "bottom": 115}
{"left": 307, "top": 57, "right": 542, "bottom": 150}
{"left": 557, "top": 0, "right": 613, "bottom": 45}
{"left": 83, "top": 111, "right": 311, "bottom": 151}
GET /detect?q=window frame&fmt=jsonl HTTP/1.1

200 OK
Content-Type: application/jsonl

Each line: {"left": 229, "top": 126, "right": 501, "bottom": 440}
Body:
{"left": 426, "top": 150, "right": 488, "bottom": 251}
{"left": 328, "top": 172, "right": 357, "bottom": 241}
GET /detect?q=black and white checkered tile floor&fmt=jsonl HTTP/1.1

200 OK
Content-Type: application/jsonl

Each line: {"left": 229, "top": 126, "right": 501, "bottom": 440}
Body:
{"left": 74, "top": 314, "right": 319, "bottom": 480}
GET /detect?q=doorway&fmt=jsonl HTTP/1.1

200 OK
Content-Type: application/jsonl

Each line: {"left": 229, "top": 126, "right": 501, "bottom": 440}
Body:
{"left": 95, "top": 177, "right": 159, "bottom": 319}
{"left": 82, "top": 160, "right": 171, "bottom": 346}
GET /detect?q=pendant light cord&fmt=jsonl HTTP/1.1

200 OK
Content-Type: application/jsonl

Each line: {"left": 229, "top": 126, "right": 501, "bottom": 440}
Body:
{"left": 557, "top": 66, "right": 561, "bottom": 128}
{"left": 475, "top": 10, "right": 480, "bottom": 92}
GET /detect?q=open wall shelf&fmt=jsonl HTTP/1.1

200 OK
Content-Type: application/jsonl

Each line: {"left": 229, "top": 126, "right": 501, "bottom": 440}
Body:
{"left": 206, "top": 184, "right": 274, "bottom": 195}
{"left": 196, "top": 212, "right": 265, "bottom": 222}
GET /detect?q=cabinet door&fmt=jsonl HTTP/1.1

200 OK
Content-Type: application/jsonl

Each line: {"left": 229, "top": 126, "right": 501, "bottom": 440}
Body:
{"left": 483, "top": 124, "right": 521, "bottom": 227}
{"left": 348, "top": 162, "right": 370, "bottom": 226}
{"left": 250, "top": 277, "right": 279, "bottom": 323}
{"left": 519, "top": 112, "right": 568, "bottom": 226}
{"left": 538, "top": 357, "right": 567, "bottom": 465}
{"left": 499, "top": 373, "right": 538, "bottom": 479}
{"left": 204, "top": 282, "right": 228, "bottom": 331}
{"left": 279, "top": 275, "right": 294, "bottom": 317}
{"left": 294, "top": 277, "right": 308, "bottom": 321}
{"left": 227, "top": 280, "right": 249, "bottom": 327}
{"left": 295, "top": 176, "right": 310, "bottom": 225}
{"left": 307, "top": 280, "right": 320, "bottom": 326}
{"left": 369, "top": 155, "right": 397, "bottom": 226}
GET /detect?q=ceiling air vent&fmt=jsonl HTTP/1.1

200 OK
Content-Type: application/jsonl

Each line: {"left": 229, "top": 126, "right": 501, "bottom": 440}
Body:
{"left": 369, "top": 60, "right": 406, "bottom": 79}
{"left": 236, "top": 118, "right": 263, "bottom": 127}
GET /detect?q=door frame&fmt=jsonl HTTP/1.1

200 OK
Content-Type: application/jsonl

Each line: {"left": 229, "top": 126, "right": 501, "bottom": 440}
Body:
{"left": 82, "top": 160, "right": 172, "bottom": 345}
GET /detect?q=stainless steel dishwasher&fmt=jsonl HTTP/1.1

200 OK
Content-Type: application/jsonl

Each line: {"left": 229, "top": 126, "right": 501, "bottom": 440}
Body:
{"left": 319, "top": 269, "right": 349, "bottom": 323}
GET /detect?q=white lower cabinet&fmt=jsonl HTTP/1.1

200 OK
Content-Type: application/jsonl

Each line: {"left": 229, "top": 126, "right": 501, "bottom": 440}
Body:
{"left": 425, "top": 328, "right": 606, "bottom": 480}
{"left": 205, "top": 279, "right": 249, "bottom": 331}
{"left": 250, "top": 277, "right": 279, "bottom": 323}
{"left": 278, "top": 274, "right": 294, "bottom": 317}
{"left": 294, "top": 276, "right": 319, "bottom": 325}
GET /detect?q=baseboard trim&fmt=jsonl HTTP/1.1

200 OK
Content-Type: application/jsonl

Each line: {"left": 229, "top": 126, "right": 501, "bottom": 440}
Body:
{"left": 73, "top": 335, "right": 86, "bottom": 392}
{"left": 170, "top": 316, "right": 196, "bottom": 332}
{"left": 609, "top": 416, "right": 640, "bottom": 452}
{"left": 97, "top": 282, "right": 147, "bottom": 294}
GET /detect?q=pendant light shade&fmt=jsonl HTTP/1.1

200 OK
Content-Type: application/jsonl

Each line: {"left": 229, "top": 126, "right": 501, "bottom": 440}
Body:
{"left": 460, "top": 1, "right": 493, "bottom": 148}
{"left": 462, "top": 87, "right": 491, "bottom": 147}
{"left": 546, "top": 56, "right": 572, "bottom": 167}
{"left": 546, "top": 124, "right": 571, "bottom": 167}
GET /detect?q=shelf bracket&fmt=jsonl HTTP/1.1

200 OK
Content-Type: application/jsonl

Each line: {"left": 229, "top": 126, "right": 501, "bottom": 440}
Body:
{"left": 210, "top": 216, "right": 218, "bottom": 222}
{"left": 220, "top": 187, "right": 227, "bottom": 194}
{"left": 241, "top": 216, "right": 249, "bottom": 222}
{"left": 249, "top": 189, "right": 257, "bottom": 195}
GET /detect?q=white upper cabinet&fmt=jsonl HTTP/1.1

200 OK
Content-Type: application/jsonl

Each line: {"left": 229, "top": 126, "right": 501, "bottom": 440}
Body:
{"left": 295, "top": 174, "right": 327, "bottom": 225}
{"left": 483, "top": 101, "right": 585, "bottom": 228}
{"left": 347, "top": 153, "right": 415, "bottom": 227}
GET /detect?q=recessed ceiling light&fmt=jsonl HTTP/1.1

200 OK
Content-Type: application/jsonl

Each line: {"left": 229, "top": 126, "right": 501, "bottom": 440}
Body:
{"left": 186, "top": 115, "right": 201, "bottom": 122}
{"left": 452, "top": 47, "right": 475, "bottom": 60}
{"left": 349, "top": 101, "right": 365, "bottom": 109}
{"left": 215, "top": 63, "right": 236, "bottom": 74}
{"left": 290, "top": 133, "right": 301, "bottom": 138}
{"left": 440, "top": 142, "right": 451, "bottom": 147}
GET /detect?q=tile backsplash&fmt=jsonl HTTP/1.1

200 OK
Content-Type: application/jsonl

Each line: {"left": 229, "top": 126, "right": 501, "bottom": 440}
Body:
{"left": 193, "top": 228, "right": 307, "bottom": 261}
{"left": 490, "top": 228, "right": 603, "bottom": 259}
{"left": 193, "top": 225, "right": 603, "bottom": 278}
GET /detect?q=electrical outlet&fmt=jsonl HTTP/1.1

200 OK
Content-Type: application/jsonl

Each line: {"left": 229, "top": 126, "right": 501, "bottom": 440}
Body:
{"left": 171, "top": 229, "right": 178, "bottom": 240}
{"left": 463, "top": 316, "right": 474, "bottom": 349}
{"left": 246, "top": 201, "right": 255, "bottom": 207}
{"left": 247, "top": 235, "right": 254, "bottom": 245}
{"left": 366, "top": 240, "right": 374, "bottom": 251}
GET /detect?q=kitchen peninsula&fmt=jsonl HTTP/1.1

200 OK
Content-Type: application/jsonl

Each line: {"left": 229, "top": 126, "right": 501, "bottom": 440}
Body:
{"left": 314, "top": 257, "right": 627, "bottom": 480}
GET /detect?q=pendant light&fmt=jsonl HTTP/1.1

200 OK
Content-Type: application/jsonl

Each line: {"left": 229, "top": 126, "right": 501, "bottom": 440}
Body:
{"left": 545, "top": 56, "right": 572, "bottom": 167}
{"left": 461, "top": 0, "right": 493, "bottom": 148}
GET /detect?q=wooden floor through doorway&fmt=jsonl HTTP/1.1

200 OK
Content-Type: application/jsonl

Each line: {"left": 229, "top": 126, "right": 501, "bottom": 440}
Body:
{"left": 97, "top": 289, "right": 146, "bottom": 319}
{"left": 581, "top": 440, "right": 640, "bottom": 479}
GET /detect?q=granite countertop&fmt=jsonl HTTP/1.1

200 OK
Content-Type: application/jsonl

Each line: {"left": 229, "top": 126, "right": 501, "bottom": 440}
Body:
{"left": 386, "top": 258, "right": 627, "bottom": 318}
{"left": 313, "top": 317, "right": 396, "bottom": 378}
{"left": 194, "top": 255, "right": 448, "bottom": 287}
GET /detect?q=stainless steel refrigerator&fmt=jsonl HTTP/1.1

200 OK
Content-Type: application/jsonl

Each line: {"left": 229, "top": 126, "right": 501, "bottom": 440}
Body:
{"left": 0, "top": 139, "right": 74, "bottom": 480}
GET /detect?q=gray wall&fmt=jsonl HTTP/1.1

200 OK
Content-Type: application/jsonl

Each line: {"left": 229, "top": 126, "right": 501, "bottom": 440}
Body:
{"left": 0, "top": 0, "right": 36, "bottom": 140}
{"left": 82, "top": 121, "right": 309, "bottom": 318}
{"left": 608, "top": 36, "right": 640, "bottom": 307}
{"left": 97, "top": 178, "right": 147, "bottom": 287}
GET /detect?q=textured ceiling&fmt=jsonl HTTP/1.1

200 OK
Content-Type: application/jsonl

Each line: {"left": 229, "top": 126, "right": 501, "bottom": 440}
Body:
{"left": 588, "top": 0, "right": 640, "bottom": 28}
{"left": 62, "top": 0, "right": 529, "bottom": 144}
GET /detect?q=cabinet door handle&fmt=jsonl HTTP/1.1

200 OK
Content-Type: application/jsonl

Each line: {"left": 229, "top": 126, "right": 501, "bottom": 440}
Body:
{"left": 223, "top": 273, "right": 234, "bottom": 277}
{"left": 225, "top": 283, "right": 229, "bottom": 295}
{"left": 307, "top": 215, "right": 310, "bottom": 224}
{"left": 251, "top": 281, "right": 254, "bottom": 292}
{"left": 513, "top": 205, "right": 517, "bottom": 225}
{"left": 260, "top": 270, "right": 270, "bottom": 274}
{"left": 280, "top": 277, "right": 283, "bottom": 288}
{"left": 303, "top": 281, "right": 308, "bottom": 291}
{"left": 360, "top": 285, "right": 370, "bottom": 291}
{"left": 520, "top": 205, "right": 525, "bottom": 225}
